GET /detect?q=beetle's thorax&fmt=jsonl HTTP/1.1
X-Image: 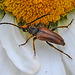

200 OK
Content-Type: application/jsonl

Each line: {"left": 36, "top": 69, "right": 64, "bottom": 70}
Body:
{"left": 27, "top": 27, "right": 39, "bottom": 35}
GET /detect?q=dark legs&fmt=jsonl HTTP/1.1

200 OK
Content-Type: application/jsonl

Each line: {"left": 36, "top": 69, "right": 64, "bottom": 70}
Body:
{"left": 19, "top": 35, "right": 37, "bottom": 56}
{"left": 19, "top": 35, "right": 33, "bottom": 46}
{"left": 33, "top": 37, "right": 37, "bottom": 56}
{"left": 51, "top": 19, "right": 74, "bottom": 31}
{"left": 46, "top": 41, "right": 72, "bottom": 59}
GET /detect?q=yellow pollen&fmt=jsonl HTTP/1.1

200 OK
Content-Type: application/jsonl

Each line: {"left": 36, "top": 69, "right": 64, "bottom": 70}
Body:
{"left": 0, "top": 0, "right": 75, "bottom": 26}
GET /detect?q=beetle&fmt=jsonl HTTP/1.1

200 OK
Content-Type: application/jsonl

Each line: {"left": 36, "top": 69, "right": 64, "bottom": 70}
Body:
{"left": 0, "top": 13, "right": 73, "bottom": 59}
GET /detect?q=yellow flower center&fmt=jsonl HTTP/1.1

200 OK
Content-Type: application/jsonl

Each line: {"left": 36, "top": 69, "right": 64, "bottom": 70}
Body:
{"left": 0, "top": 0, "right": 75, "bottom": 25}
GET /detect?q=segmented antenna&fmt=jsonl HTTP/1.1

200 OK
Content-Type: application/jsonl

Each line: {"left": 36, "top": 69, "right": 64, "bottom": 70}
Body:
{"left": 0, "top": 22, "right": 22, "bottom": 28}
{"left": 0, "top": 13, "right": 50, "bottom": 28}
{"left": 26, "top": 13, "right": 50, "bottom": 25}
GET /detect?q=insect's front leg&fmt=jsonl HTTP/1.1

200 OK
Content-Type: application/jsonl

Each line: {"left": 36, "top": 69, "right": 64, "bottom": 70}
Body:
{"left": 51, "top": 19, "right": 74, "bottom": 31}
{"left": 19, "top": 34, "right": 33, "bottom": 46}
{"left": 46, "top": 41, "right": 72, "bottom": 59}
{"left": 33, "top": 37, "right": 37, "bottom": 56}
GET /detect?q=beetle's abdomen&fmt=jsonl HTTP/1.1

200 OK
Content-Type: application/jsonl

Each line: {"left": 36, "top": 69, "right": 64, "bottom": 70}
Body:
{"left": 36, "top": 26, "right": 65, "bottom": 46}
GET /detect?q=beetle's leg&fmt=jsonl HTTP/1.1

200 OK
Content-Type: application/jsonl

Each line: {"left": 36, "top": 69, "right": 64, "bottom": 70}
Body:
{"left": 33, "top": 37, "right": 37, "bottom": 56}
{"left": 46, "top": 41, "right": 72, "bottom": 59}
{"left": 19, "top": 34, "right": 33, "bottom": 46}
{"left": 51, "top": 19, "right": 74, "bottom": 31}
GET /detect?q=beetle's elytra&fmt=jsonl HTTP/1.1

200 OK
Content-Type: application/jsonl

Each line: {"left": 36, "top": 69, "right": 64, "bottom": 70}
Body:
{"left": 0, "top": 13, "right": 73, "bottom": 59}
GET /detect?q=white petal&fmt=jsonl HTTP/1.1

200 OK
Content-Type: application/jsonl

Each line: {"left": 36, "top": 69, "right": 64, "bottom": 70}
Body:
{"left": 0, "top": 13, "right": 40, "bottom": 74}
{"left": 33, "top": 40, "right": 66, "bottom": 75}
{"left": 58, "top": 11, "right": 75, "bottom": 75}
{"left": 0, "top": 41, "right": 21, "bottom": 75}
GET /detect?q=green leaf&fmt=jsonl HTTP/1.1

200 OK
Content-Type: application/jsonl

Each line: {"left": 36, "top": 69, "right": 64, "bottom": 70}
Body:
{"left": 18, "top": 18, "right": 26, "bottom": 26}
{"left": 48, "top": 21, "right": 58, "bottom": 29}
{"left": 0, "top": 9, "right": 5, "bottom": 21}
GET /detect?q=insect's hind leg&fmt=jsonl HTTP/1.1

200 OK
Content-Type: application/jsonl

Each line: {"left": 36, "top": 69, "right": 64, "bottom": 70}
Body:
{"left": 19, "top": 35, "right": 33, "bottom": 46}
{"left": 51, "top": 19, "right": 74, "bottom": 31}
{"left": 46, "top": 41, "right": 72, "bottom": 59}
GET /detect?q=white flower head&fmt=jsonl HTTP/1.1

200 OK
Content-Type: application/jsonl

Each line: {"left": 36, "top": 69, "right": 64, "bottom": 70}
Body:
{"left": 0, "top": 0, "right": 75, "bottom": 75}
{"left": 0, "top": 11, "right": 75, "bottom": 75}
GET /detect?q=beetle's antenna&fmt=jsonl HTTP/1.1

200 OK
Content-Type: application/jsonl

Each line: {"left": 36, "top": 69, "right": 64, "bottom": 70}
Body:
{"left": 0, "top": 13, "right": 50, "bottom": 27}
{"left": 26, "top": 13, "right": 50, "bottom": 25}
{"left": 0, "top": 22, "right": 22, "bottom": 29}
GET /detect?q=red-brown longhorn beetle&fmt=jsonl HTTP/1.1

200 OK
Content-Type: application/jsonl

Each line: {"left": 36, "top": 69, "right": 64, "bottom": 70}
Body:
{"left": 0, "top": 13, "right": 73, "bottom": 59}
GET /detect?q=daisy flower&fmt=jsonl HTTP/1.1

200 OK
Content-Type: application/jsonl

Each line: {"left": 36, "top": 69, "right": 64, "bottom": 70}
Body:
{"left": 0, "top": 0, "right": 75, "bottom": 75}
